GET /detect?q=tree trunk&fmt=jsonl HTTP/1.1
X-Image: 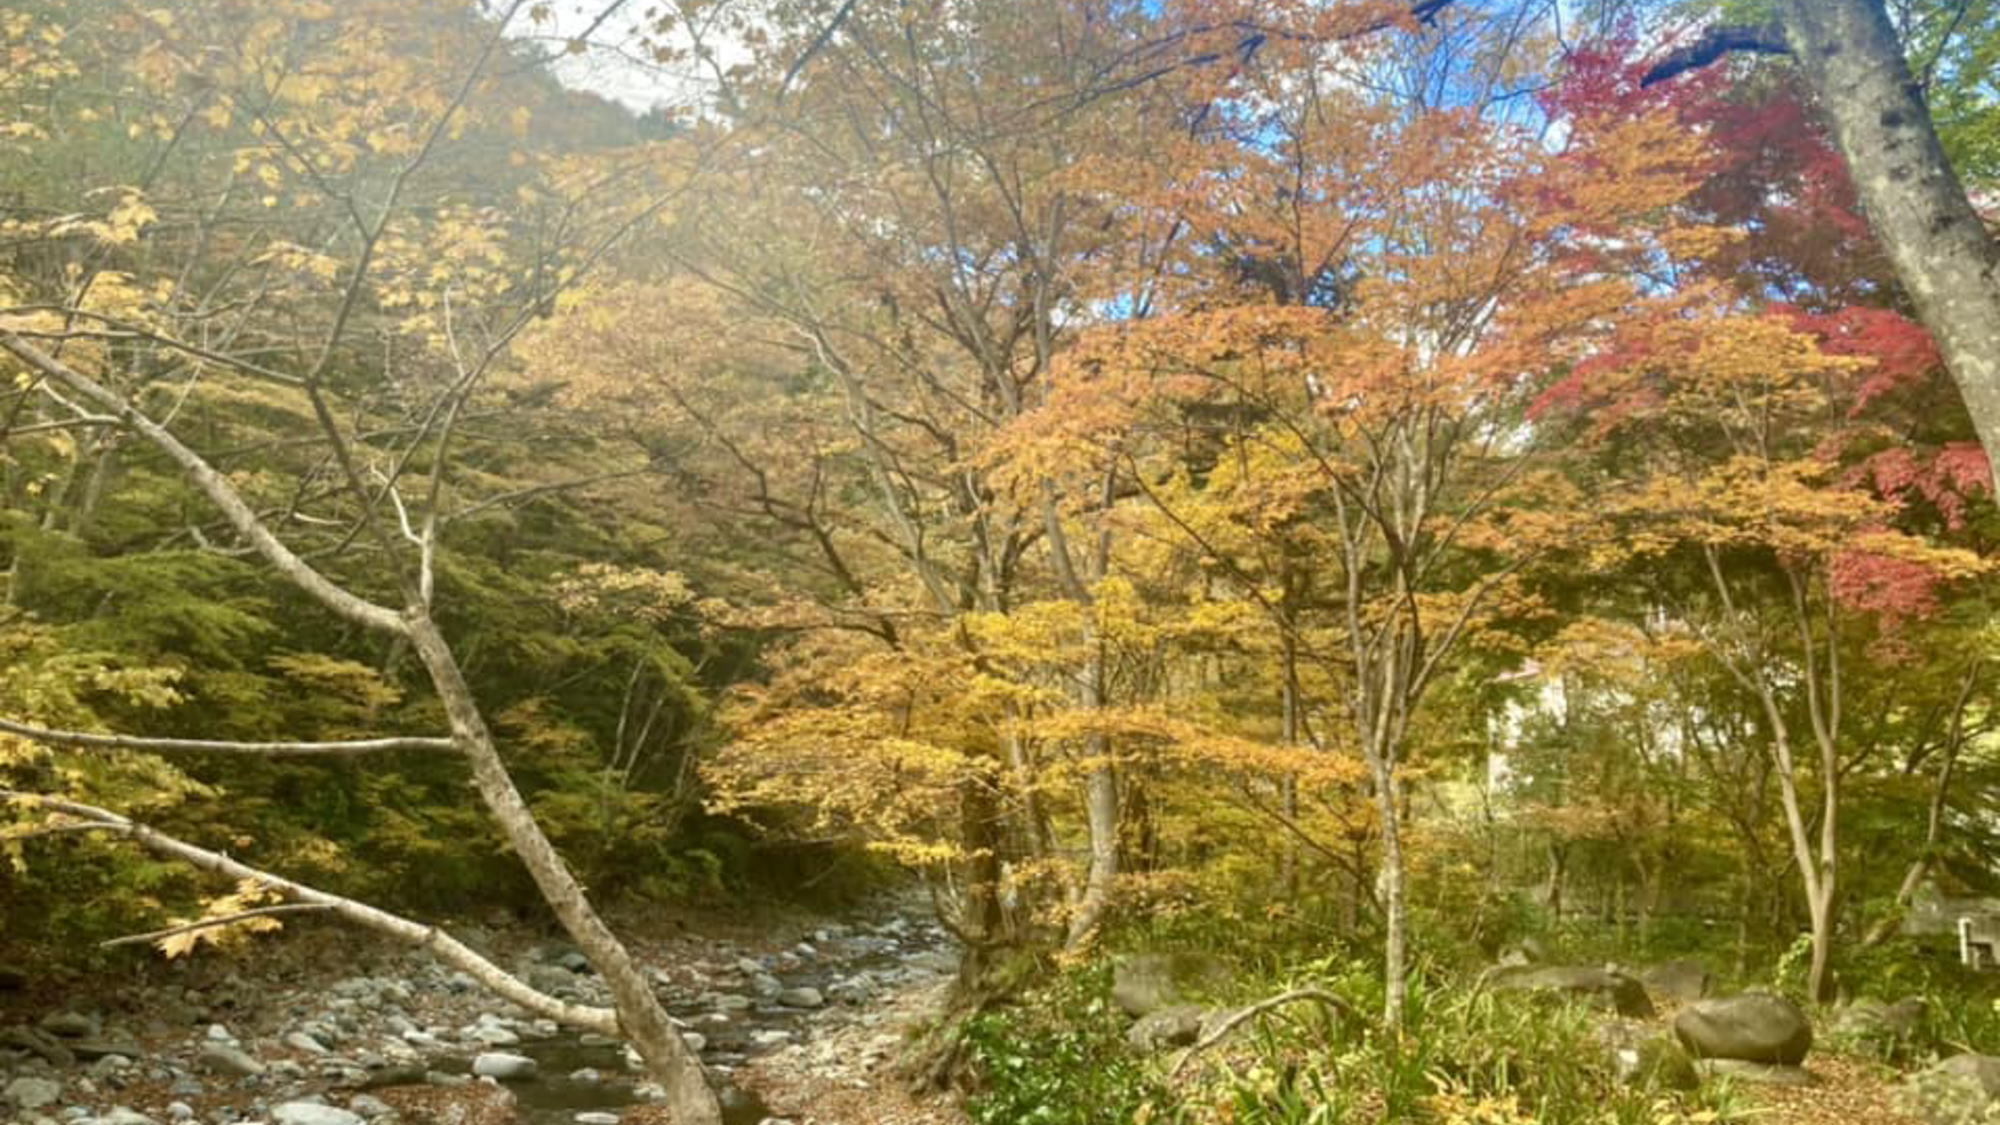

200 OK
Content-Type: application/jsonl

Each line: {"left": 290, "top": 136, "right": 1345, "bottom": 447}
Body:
{"left": 1776, "top": 0, "right": 2000, "bottom": 480}
{"left": 405, "top": 613, "right": 721, "bottom": 1125}
{"left": 1065, "top": 730, "right": 1120, "bottom": 951}
{"left": 1279, "top": 633, "right": 1303, "bottom": 897}
{"left": 960, "top": 772, "right": 1006, "bottom": 947}
{"left": 1541, "top": 840, "right": 1568, "bottom": 922}
{"left": 1373, "top": 756, "right": 1409, "bottom": 1033}
{"left": 1807, "top": 887, "right": 1836, "bottom": 1003}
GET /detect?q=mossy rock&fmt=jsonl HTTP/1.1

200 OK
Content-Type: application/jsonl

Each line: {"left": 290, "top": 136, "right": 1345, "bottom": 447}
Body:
{"left": 1111, "top": 953, "right": 1233, "bottom": 1017}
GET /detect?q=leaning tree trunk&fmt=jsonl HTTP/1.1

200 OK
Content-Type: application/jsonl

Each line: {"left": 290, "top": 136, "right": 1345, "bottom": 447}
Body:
{"left": 405, "top": 616, "right": 720, "bottom": 1124}
{"left": 1775, "top": 0, "right": 2000, "bottom": 481}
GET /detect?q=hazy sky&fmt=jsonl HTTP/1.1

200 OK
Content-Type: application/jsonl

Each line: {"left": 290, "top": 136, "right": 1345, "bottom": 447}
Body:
{"left": 518, "top": 0, "right": 745, "bottom": 112}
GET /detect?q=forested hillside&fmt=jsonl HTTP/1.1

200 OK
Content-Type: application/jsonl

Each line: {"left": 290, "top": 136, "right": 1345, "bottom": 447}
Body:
{"left": 5, "top": 2, "right": 2000, "bottom": 1124}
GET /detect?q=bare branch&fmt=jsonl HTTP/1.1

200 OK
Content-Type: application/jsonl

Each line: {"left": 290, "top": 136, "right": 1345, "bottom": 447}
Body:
{"left": 0, "top": 717, "right": 454, "bottom": 757}
{"left": 2, "top": 415, "right": 122, "bottom": 438}
{"left": 1167, "top": 988, "right": 1358, "bottom": 1079}
{"left": 99, "top": 904, "right": 335, "bottom": 949}
{"left": 0, "top": 792, "right": 619, "bottom": 1033}
{"left": 1640, "top": 23, "right": 1790, "bottom": 87}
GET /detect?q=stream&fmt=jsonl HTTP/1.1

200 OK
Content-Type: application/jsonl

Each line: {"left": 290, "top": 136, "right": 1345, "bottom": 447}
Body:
{"left": 0, "top": 906, "right": 959, "bottom": 1125}
{"left": 419, "top": 913, "right": 956, "bottom": 1125}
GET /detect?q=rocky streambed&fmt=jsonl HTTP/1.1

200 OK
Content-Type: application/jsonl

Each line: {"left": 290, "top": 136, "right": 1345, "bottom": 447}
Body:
{"left": 0, "top": 906, "right": 960, "bottom": 1125}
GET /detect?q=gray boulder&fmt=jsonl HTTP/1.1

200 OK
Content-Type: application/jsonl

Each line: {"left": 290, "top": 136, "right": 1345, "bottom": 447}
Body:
{"left": 1906, "top": 1054, "right": 2000, "bottom": 1125}
{"left": 1485, "top": 965, "right": 1655, "bottom": 1018}
{"left": 1111, "top": 953, "right": 1232, "bottom": 1017}
{"left": 1674, "top": 993, "right": 1812, "bottom": 1065}
{"left": 526, "top": 964, "right": 576, "bottom": 995}
{"left": 4, "top": 1076, "right": 62, "bottom": 1110}
{"left": 471, "top": 1051, "right": 538, "bottom": 1080}
{"left": 1126, "top": 1005, "right": 1206, "bottom": 1051}
{"left": 271, "top": 1104, "right": 365, "bottom": 1125}
{"left": 1641, "top": 959, "right": 1713, "bottom": 1003}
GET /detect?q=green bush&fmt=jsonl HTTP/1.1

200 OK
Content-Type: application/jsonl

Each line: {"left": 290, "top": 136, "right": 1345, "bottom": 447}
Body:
{"left": 963, "top": 959, "right": 1181, "bottom": 1125}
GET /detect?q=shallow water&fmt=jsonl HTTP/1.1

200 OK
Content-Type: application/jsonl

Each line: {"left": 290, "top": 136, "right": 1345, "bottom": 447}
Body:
{"left": 428, "top": 1029, "right": 774, "bottom": 1124}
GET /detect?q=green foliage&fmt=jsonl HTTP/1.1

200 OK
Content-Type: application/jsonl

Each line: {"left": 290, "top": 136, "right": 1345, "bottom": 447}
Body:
{"left": 963, "top": 959, "right": 1180, "bottom": 1125}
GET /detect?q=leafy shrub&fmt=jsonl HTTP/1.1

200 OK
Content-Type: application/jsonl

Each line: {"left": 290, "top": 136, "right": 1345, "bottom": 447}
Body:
{"left": 1208, "top": 971, "right": 1748, "bottom": 1125}
{"left": 962, "top": 959, "right": 1180, "bottom": 1125}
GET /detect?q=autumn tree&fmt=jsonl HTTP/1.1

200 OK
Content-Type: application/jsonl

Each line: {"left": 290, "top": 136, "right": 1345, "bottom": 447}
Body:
{"left": 974, "top": 1, "right": 1729, "bottom": 1027}
{"left": 1644, "top": 0, "right": 2000, "bottom": 486}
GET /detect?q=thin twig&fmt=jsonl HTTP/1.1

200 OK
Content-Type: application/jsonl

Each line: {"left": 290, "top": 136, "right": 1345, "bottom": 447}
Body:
{"left": 99, "top": 903, "right": 335, "bottom": 949}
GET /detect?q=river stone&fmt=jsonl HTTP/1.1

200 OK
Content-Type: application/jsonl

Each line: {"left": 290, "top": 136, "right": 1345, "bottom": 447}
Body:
{"left": 1, "top": 1026, "right": 73, "bottom": 1066}
{"left": 41, "top": 1011, "right": 98, "bottom": 1038}
{"left": 1695, "top": 1059, "right": 1817, "bottom": 1086}
{"left": 91, "top": 1109, "right": 157, "bottom": 1125}
{"left": 526, "top": 965, "right": 575, "bottom": 995}
{"left": 556, "top": 951, "right": 593, "bottom": 975}
{"left": 272, "top": 1104, "right": 365, "bottom": 1125}
{"left": 1484, "top": 965, "right": 1655, "bottom": 1018}
{"left": 346, "top": 1095, "right": 393, "bottom": 1119}
{"left": 1641, "top": 959, "right": 1713, "bottom": 1003}
{"left": 1112, "top": 953, "right": 1233, "bottom": 1017}
{"left": 285, "top": 1031, "right": 330, "bottom": 1055}
{"left": 1674, "top": 993, "right": 1812, "bottom": 1065}
{"left": 776, "top": 986, "right": 824, "bottom": 1009}
{"left": 72, "top": 1038, "right": 144, "bottom": 1062}
{"left": 467, "top": 1023, "right": 520, "bottom": 1047}
{"left": 197, "top": 1042, "right": 265, "bottom": 1076}
{"left": 1907, "top": 1054, "right": 2000, "bottom": 1125}
{"left": 471, "top": 1051, "right": 537, "bottom": 1080}
{"left": 5, "top": 1076, "right": 62, "bottom": 1110}
{"left": 1126, "top": 1005, "right": 1206, "bottom": 1051}
{"left": 575, "top": 1114, "right": 621, "bottom": 1125}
